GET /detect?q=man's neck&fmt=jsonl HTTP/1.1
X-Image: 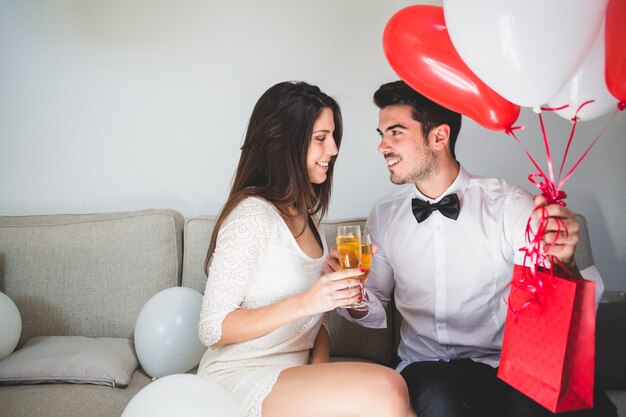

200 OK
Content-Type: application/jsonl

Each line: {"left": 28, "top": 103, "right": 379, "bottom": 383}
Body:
{"left": 415, "top": 160, "right": 460, "bottom": 200}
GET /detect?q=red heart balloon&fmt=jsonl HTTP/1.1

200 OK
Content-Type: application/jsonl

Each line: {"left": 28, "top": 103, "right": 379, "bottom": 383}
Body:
{"left": 606, "top": 0, "right": 626, "bottom": 105}
{"left": 383, "top": 5, "right": 520, "bottom": 131}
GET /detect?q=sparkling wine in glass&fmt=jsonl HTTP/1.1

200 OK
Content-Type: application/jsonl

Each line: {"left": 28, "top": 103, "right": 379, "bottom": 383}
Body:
{"left": 353, "top": 233, "right": 374, "bottom": 310}
{"left": 336, "top": 225, "right": 367, "bottom": 309}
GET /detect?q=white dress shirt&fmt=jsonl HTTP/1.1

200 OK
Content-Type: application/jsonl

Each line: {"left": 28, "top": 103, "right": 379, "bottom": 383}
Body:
{"left": 338, "top": 166, "right": 603, "bottom": 371}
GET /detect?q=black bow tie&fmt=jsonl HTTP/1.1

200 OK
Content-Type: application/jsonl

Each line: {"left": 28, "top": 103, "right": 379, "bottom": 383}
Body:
{"left": 411, "top": 193, "right": 460, "bottom": 223}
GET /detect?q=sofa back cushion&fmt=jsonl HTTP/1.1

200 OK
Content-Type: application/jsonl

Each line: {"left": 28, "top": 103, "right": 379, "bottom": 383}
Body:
{"left": 0, "top": 209, "right": 183, "bottom": 346}
{"left": 573, "top": 214, "right": 593, "bottom": 270}
{"left": 182, "top": 215, "right": 395, "bottom": 366}
{"left": 181, "top": 215, "right": 216, "bottom": 294}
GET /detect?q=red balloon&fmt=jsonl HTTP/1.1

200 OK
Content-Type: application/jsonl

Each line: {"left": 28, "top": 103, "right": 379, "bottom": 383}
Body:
{"left": 383, "top": 5, "right": 520, "bottom": 130}
{"left": 605, "top": 0, "right": 626, "bottom": 104}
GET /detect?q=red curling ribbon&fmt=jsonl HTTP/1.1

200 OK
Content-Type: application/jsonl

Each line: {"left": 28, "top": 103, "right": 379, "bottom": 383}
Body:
{"left": 504, "top": 101, "right": 614, "bottom": 316}
{"left": 540, "top": 104, "right": 569, "bottom": 112}
{"left": 504, "top": 125, "right": 525, "bottom": 136}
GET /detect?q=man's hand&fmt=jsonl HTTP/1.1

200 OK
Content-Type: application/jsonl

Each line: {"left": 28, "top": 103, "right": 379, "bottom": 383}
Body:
{"left": 533, "top": 195, "right": 581, "bottom": 276}
{"left": 323, "top": 246, "right": 342, "bottom": 274}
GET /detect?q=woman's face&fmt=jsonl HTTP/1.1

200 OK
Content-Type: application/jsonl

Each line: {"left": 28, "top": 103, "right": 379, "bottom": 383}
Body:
{"left": 307, "top": 107, "right": 338, "bottom": 184}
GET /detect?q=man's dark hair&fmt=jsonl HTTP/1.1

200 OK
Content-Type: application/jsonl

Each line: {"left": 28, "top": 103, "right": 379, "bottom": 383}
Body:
{"left": 374, "top": 81, "right": 462, "bottom": 159}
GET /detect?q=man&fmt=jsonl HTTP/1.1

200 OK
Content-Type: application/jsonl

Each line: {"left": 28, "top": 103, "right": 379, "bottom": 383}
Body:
{"left": 325, "top": 81, "right": 615, "bottom": 417}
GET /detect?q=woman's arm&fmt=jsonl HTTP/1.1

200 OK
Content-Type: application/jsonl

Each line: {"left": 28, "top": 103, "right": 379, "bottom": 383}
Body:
{"left": 214, "top": 268, "right": 362, "bottom": 346}
{"left": 198, "top": 198, "right": 363, "bottom": 348}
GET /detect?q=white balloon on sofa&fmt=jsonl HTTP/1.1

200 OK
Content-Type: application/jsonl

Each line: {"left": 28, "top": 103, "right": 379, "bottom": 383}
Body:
{"left": 0, "top": 291, "right": 22, "bottom": 360}
{"left": 134, "top": 287, "right": 207, "bottom": 378}
{"left": 122, "top": 373, "right": 241, "bottom": 417}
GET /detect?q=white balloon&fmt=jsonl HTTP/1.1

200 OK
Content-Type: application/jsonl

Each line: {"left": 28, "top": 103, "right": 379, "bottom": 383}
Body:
{"left": 122, "top": 374, "right": 241, "bottom": 417}
{"left": 0, "top": 292, "right": 22, "bottom": 360}
{"left": 134, "top": 287, "right": 207, "bottom": 378}
{"left": 444, "top": 0, "right": 608, "bottom": 107}
{"left": 547, "top": 22, "right": 618, "bottom": 121}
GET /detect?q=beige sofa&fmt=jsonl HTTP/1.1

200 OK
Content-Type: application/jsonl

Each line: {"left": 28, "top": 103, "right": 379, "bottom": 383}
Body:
{"left": 0, "top": 209, "right": 623, "bottom": 417}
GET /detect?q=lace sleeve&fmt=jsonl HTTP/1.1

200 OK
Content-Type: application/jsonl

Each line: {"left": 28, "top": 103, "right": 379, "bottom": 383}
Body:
{"left": 197, "top": 198, "right": 274, "bottom": 346}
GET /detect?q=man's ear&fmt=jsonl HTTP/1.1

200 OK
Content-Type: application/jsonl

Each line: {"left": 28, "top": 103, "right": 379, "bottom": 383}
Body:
{"left": 431, "top": 124, "right": 450, "bottom": 150}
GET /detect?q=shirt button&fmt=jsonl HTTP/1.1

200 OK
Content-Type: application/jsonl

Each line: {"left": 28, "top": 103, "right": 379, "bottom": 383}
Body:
{"left": 437, "top": 324, "right": 445, "bottom": 330}
{"left": 437, "top": 293, "right": 443, "bottom": 299}
{"left": 435, "top": 226, "right": 442, "bottom": 232}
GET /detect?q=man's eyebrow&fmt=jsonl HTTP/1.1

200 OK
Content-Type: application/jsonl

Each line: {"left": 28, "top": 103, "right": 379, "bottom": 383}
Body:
{"left": 377, "top": 124, "right": 407, "bottom": 134}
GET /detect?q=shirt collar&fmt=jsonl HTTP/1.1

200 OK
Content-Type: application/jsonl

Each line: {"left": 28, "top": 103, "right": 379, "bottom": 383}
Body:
{"left": 412, "top": 164, "right": 470, "bottom": 203}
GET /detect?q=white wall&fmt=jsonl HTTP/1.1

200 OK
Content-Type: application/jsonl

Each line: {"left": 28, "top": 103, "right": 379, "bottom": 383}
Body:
{"left": 1, "top": 0, "right": 624, "bottom": 290}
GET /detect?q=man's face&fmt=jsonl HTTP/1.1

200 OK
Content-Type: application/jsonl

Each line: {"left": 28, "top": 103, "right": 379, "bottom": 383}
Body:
{"left": 376, "top": 104, "right": 438, "bottom": 185}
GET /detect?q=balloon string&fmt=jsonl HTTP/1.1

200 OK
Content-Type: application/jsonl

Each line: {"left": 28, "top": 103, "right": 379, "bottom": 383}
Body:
{"left": 503, "top": 106, "right": 616, "bottom": 316}
{"left": 537, "top": 111, "right": 556, "bottom": 188}
{"left": 540, "top": 104, "right": 569, "bottom": 111}
{"left": 559, "top": 100, "right": 594, "bottom": 178}
{"left": 506, "top": 128, "right": 549, "bottom": 185}
{"left": 557, "top": 109, "right": 618, "bottom": 191}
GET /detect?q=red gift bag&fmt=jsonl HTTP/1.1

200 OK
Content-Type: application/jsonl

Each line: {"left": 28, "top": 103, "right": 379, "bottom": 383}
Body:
{"left": 498, "top": 264, "right": 596, "bottom": 413}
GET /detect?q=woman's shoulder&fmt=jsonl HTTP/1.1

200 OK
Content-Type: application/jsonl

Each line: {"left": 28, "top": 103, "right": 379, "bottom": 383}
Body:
{"left": 224, "top": 196, "right": 282, "bottom": 233}
{"left": 231, "top": 196, "right": 279, "bottom": 217}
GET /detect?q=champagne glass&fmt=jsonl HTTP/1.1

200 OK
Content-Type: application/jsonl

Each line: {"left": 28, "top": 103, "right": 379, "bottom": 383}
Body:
{"left": 354, "top": 233, "right": 374, "bottom": 311}
{"left": 336, "top": 225, "right": 364, "bottom": 309}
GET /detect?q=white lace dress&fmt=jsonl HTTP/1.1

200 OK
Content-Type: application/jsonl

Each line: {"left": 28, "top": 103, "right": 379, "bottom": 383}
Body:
{"left": 197, "top": 197, "right": 328, "bottom": 417}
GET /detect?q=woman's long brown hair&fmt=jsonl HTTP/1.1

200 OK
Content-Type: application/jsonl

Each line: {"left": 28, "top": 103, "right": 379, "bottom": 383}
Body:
{"left": 204, "top": 81, "right": 343, "bottom": 275}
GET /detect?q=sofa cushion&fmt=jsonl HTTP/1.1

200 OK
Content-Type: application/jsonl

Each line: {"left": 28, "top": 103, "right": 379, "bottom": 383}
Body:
{"left": 181, "top": 216, "right": 216, "bottom": 293}
{"left": 0, "top": 366, "right": 152, "bottom": 417}
{"left": 0, "top": 209, "right": 184, "bottom": 346}
{"left": 0, "top": 336, "right": 138, "bottom": 387}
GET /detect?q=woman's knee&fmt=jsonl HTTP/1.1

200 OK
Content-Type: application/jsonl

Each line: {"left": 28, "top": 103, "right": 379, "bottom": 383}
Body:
{"left": 361, "top": 366, "right": 410, "bottom": 415}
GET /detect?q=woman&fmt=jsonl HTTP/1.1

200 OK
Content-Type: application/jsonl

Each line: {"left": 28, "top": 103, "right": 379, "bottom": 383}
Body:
{"left": 197, "top": 81, "right": 414, "bottom": 417}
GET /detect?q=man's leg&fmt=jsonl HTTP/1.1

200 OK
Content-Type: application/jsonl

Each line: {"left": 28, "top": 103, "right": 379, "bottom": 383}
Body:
{"left": 495, "top": 375, "right": 553, "bottom": 417}
{"left": 454, "top": 359, "right": 507, "bottom": 416}
{"left": 556, "top": 388, "right": 618, "bottom": 417}
{"left": 496, "top": 370, "right": 618, "bottom": 417}
{"left": 400, "top": 361, "right": 470, "bottom": 417}
{"left": 403, "top": 358, "right": 554, "bottom": 416}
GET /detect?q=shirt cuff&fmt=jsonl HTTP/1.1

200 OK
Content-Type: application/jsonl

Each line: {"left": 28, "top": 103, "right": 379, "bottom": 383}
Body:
{"left": 334, "top": 288, "right": 388, "bottom": 329}
{"left": 580, "top": 264, "right": 604, "bottom": 305}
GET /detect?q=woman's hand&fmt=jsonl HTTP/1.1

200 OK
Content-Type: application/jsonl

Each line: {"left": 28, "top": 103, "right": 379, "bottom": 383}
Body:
{"left": 323, "top": 245, "right": 377, "bottom": 274}
{"left": 533, "top": 195, "right": 581, "bottom": 275}
{"left": 299, "top": 268, "right": 364, "bottom": 316}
